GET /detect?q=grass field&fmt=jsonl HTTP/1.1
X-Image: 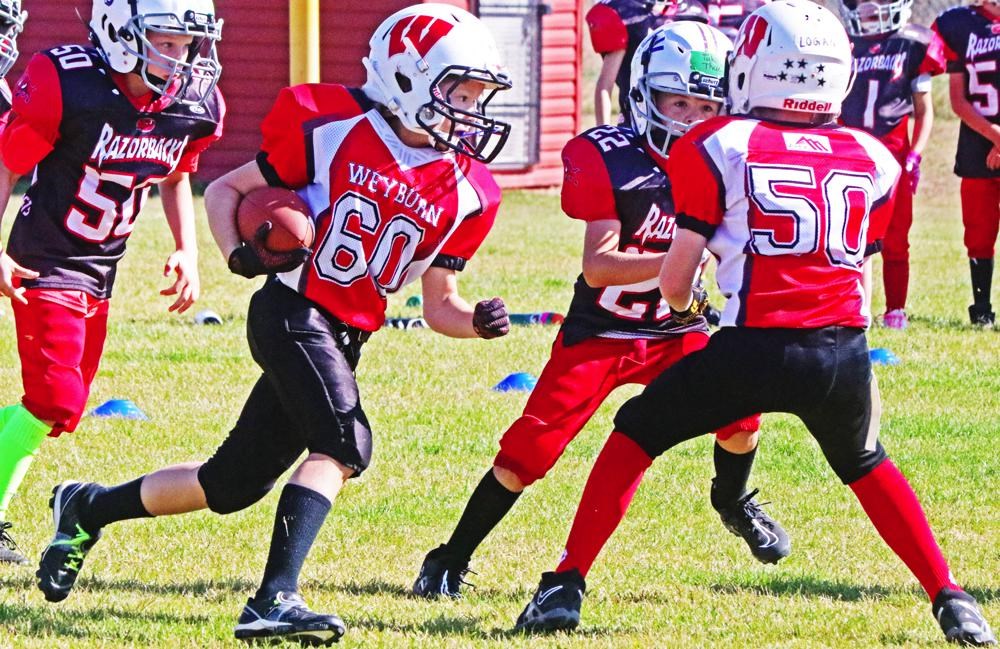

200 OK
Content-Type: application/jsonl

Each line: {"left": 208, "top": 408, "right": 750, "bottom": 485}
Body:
{"left": 0, "top": 112, "right": 998, "bottom": 646}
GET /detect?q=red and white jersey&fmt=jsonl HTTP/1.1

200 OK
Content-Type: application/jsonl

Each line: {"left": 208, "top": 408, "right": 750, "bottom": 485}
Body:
{"left": 667, "top": 117, "right": 900, "bottom": 329}
{"left": 0, "top": 78, "right": 11, "bottom": 130}
{"left": 256, "top": 84, "right": 501, "bottom": 332}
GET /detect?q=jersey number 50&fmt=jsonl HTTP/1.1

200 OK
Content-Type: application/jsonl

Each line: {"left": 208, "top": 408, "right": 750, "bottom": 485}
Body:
{"left": 747, "top": 164, "right": 876, "bottom": 268}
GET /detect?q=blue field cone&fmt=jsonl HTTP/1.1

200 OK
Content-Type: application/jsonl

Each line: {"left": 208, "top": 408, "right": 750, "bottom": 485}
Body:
{"left": 869, "top": 348, "right": 901, "bottom": 366}
{"left": 509, "top": 312, "right": 565, "bottom": 326}
{"left": 493, "top": 372, "right": 537, "bottom": 392}
{"left": 90, "top": 399, "right": 149, "bottom": 420}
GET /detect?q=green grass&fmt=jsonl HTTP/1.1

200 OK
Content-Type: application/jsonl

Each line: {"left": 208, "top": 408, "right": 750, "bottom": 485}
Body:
{"left": 0, "top": 116, "right": 997, "bottom": 647}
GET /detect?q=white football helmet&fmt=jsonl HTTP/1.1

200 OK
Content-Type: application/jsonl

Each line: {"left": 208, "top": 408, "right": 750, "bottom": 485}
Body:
{"left": 363, "top": 3, "right": 512, "bottom": 163}
{"left": 89, "top": 0, "right": 222, "bottom": 106}
{"left": 728, "top": 0, "right": 853, "bottom": 117}
{"left": 837, "top": 0, "right": 912, "bottom": 36}
{"left": 629, "top": 21, "right": 731, "bottom": 157}
{"left": 0, "top": 0, "right": 25, "bottom": 79}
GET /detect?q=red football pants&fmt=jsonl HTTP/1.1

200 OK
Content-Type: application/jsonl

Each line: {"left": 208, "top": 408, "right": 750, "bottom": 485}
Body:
{"left": 494, "top": 332, "right": 761, "bottom": 487}
{"left": 960, "top": 177, "right": 1000, "bottom": 259}
{"left": 11, "top": 288, "right": 109, "bottom": 436}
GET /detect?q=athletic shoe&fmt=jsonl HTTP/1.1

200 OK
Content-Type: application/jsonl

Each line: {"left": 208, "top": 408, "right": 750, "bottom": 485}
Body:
{"left": 0, "top": 521, "right": 29, "bottom": 566}
{"left": 36, "top": 481, "right": 103, "bottom": 602}
{"left": 934, "top": 588, "right": 996, "bottom": 646}
{"left": 412, "top": 544, "right": 473, "bottom": 599}
{"left": 882, "top": 309, "right": 908, "bottom": 330}
{"left": 714, "top": 487, "right": 790, "bottom": 565}
{"left": 234, "top": 591, "right": 345, "bottom": 645}
{"left": 969, "top": 304, "right": 996, "bottom": 327}
{"left": 514, "top": 569, "right": 586, "bottom": 633}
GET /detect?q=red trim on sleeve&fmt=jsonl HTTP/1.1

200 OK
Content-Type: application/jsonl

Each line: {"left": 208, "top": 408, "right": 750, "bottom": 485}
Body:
{"left": 586, "top": 3, "right": 628, "bottom": 54}
{"left": 918, "top": 31, "right": 947, "bottom": 77}
{"left": 930, "top": 20, "right": 960, "bottom": 64}
{"left": 560, "top": 135, "right": 617, "bottom": 222}
{"left": 436, "top": 157, "right": 501, "bottom": 262}
{"left": 1, "top": 54, "right": 63, "bottom": 175}
{"left": 175, "top": 88, "right": 226, "bottom": 173}
{"left": 667, "top": 121, "right": 727, "bottom": 228}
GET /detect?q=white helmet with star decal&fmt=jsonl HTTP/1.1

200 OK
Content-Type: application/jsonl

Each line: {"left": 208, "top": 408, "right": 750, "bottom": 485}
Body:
{"left": 728, "top": 0, "right": 853, "bottom": 116}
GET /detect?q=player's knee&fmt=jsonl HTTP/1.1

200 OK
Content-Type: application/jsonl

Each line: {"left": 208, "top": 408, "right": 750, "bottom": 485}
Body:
{"left": 198, "top": 463, "right": 276, "bottom": 515}
{"left": 716, "top": 430, "right": 759, "bottom": 454}
{"left": 615, "top": 397, "right": 676, "bottom": 459}
{"left": 492, "top": 464, "right": 527, "bottom": 492}
{"left": 494, "top": 416, "right": 568, "bottom": 487}
{"left": 22, "top": 379, "right": 87, "bottom": 431}
{"left": 820, "top": 440, "right": 888, "bottom": 485}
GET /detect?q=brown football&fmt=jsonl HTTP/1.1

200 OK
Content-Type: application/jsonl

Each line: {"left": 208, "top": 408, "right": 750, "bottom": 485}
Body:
{"left": 236, "top": 186, "right": 315, "bottom": 252}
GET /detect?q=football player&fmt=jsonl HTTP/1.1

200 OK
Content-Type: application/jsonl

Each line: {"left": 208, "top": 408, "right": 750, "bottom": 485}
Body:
{"left": 933, "top": 0, "right": 1000, "bottom": 326}
{"left": 837, "top": 0, "right": 946, "bottom": 330}
{"left": 34, "top": 4, "right": 512, "bottom": 645}
{"left": 0, "top": 0, "right": 222, "bottom": 566}
{"left": 515, "top": 3, "right": 997, "bottom": 645}
{"left": 587, "top": 0, "right": 708, "bottom": 126}
{"left": 413, "top": 20, "right": 788, "bottom": 604}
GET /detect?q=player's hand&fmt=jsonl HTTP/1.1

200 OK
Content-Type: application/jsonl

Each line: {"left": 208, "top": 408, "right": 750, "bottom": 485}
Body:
{"left": 904, "top": 152, "right": 921, "bottom": 194}
{"left": 988, "top": 146, "right": 1000, "bottom": 171}
{"left": 160, "top": 249, "right": 200, "bottom": 313}
{"left": 0, "top": 248, "right": 39, "bottom": 305}
{"left": 227, "top": 223, "right": 312, "bottom": 279}
{"left": 669, "top": 286, "right": 709, "bottom": 326}
{"left": 473, "top": 297, "right": 510, "bottom": 339}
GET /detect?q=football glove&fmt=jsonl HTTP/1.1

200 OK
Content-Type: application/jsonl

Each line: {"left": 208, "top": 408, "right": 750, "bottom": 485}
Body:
{"left": 669, "top": 286, "right": 709, "bottom": 326}
{"left": 227, "top": 222, "right": 312, "bottom": 279}
{"left": 473, "top": 297, "right": 510, "bottom": 339}
{"left": 904, "top": 152, "right": 921, "bottom": 194}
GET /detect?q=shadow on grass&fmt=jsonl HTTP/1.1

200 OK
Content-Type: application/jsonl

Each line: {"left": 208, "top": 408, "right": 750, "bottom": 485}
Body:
{"left": 0, "top": 601, "right": 210, "bottom": 639}
{"left": 352, "top": 613, "right": 621, "bottom": 639}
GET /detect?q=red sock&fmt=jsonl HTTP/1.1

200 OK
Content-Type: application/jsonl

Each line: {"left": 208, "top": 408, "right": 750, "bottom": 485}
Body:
{"left": 556, "top": 432, "right": 652, "bottom": 578}
{"left": 883, "top": 260, "right": 909, "bottom": 312}
{"left": 849, "top": 460, "right": 960, "bottom": 600}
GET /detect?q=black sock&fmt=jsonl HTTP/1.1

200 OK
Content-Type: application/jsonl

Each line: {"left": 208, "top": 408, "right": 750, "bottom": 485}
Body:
{"left": 444, "top": 469, "right": 521, "bottom": 561}
{"left": 710, "top": 443, "right": 757, "bottom": 511}
{"left": 970, "top": 258, "right": 994, "bottom": 306}
{"left": 82, "top": 478, "right": 152, "bottom": 531}
{"left": 256, "top": 483, "right": 331, "bottom": 601}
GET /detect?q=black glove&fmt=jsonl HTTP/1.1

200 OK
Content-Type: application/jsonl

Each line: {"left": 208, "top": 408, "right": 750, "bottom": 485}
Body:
{"left": 227, "top": 222, "right": 312, "bottom": 279}
{"left": 473, "top": 297, "right": 510, "bottom": 339}
{"left": 669, "top": 286, "right": 709, "bottom": 326}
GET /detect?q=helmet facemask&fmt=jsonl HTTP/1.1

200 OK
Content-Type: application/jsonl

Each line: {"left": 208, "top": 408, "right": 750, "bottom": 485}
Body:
{"left": 115, "top": 10, "right": 222, "bottom": 106}
{"left": 414, "top": 66, "right": 512, "bottom": 163}
{"left": 838, "top": 0, "right": 912, "bottom": 37}
{"left": 0, "top": 0, "right": 25, "bottom": 79}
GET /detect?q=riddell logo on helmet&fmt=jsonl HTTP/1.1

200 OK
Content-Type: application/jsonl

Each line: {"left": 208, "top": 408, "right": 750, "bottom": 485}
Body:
{"left": 387, "top": 15, "right": 454, "bottom": 58}
{"left": 782, "top": 98, "right": 833, "bottom": 112}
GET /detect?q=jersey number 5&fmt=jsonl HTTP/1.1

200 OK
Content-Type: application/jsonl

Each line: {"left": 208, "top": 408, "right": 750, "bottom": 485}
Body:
{"left": 967, "top": 61, "right": 999, "bottom": 117}
{"left": 747, "top": 164, "right": 876, "bottom": 268}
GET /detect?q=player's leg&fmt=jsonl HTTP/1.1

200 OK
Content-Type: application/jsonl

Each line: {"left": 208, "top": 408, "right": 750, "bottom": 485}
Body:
{"left": 234, "top": 279, "right": 359, "bottom": 644}
{"left": 414, "top": 334, "right": 626, "bottom": 598}
{"left": 960, "top": 177, "right": 999, "bottom": 325}
{"left": 881, "top": 174, "right": 914, "bottom": 328}
{"left": 797, "top": 328, "right": 994, "bottom": 645}
{"left": 0, "top": 290, "right": 97, "bottom": 565}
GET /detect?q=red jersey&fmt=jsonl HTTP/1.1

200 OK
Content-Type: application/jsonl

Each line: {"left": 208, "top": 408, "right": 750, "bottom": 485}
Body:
{"left": 256, "top": 84, "right": 502, "bottom": 332}
{"left": 0, "top": 78, "right": 11, "bottom": 130}
{"left": 667, "top": 117, "right": 900, "bottom": 329}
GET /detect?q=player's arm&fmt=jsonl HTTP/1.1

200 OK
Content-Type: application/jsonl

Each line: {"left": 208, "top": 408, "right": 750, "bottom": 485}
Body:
{"left": 581, "top": 219, "right": 665, "bottom": 287}
{"left": 158, "top": 169, "right": 199, "bottom": 313}
{"left": 948, "top": 72, "right": 1000, "bottom": 147}
{"left": 420, "top": 266, "right": 509, "bottom": 340}
{"left": 0, "top": 157, "right": 35, "bottom": 304}
{"left": 595, "top": 50, "right": 625, "bottom": 126}
{"left": 659, "top": 227, "right": 708, "bottom": 313}
{"left": 204, "top": 160, "right": 269, "bottom": 262}
{"left": 910, "top": 89, "right": 933, "bottom": 157}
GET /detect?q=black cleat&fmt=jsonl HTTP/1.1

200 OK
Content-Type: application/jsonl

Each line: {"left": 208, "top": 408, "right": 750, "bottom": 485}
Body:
{"left": 412, "top": 544, "right": 473, "bottom": 599}
{"left": 714, "top": 486, "right": 790, "bottom": 565}
{"left": 36, "top": 481, "right": 103, "bottom": 602}
{"left": 969, "top": 304, "right": 996, "bottom": 327}
{"left": 234, "top": 591, "right": 345, "bottom": 645}
{"left": 514, "top": 569, "right": 586, "bottom": 633}
{"left": 934, "top": 588, "right": 996, "bottom": 646}
{"left": 0, "top": 521, "right": 29, "bottom": 566}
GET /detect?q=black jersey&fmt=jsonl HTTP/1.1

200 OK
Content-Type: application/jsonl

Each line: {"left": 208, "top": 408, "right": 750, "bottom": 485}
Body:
{"left": 933, "top": 6, "right": 1000, "bottom": 178}
{"left": 2, "top": 46, "right": 224, "bottom": 298}
{"left": 841, "top": 25, "right": 945, "bottom": 153}
{"left": 558, "top": 125, "right": 708, "bottom": 345}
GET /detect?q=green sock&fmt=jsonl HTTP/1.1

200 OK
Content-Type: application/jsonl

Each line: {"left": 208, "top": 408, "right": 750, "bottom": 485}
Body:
{"left": 0, "top": 404, "right": 51, "bottom": 520}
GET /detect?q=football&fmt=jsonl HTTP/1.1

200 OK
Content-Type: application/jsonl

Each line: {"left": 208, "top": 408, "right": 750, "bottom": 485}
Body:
{"left": 236, "top": 186, "right": 315, "bottom": 252}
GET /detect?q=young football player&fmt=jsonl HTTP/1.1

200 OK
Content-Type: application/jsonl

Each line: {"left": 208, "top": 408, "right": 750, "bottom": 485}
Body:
{"left": 587, "top": 0, "right": 708, "bottom": 125}
{"left": 514, "top": 3, "right": 997, "bottom": 645}
{"left": 837, "top": 0, "right": 945, "bottom": 330}
{"left": 412, "top": 20, "right": 788, "bottom": 603}
{"left": 35, "top": 4, "right": 512, "bottom": 645}
{"left": 0, "top": 0, "right": 222, "bottom": 566}
{"left": 933, "top": 0, "right": 1000, "bottom": 326}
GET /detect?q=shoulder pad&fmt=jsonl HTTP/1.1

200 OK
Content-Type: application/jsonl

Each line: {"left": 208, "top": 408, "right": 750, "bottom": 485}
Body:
{"left": 897, "top": 24, "right": 934, "bottom": 46}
